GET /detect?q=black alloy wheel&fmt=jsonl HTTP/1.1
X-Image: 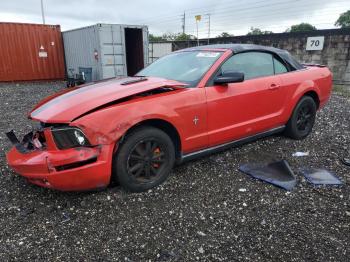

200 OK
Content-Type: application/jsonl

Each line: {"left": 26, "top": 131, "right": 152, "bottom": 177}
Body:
{"left": 285, "top": 96, "right": 317, "bottom": 140}
{"left": 127, "top": 139, "right": 167, "bottom": 183}
{"left": 296, "top": 104, "right": 314, "bottom": 132}
{"left": 114, "top": 126, "right": 175, "bottom": 192}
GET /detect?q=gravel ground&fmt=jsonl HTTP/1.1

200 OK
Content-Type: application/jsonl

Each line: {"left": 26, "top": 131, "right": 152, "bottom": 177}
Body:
{"left": 0, "top": 82, "right": 349, "bottom": 261}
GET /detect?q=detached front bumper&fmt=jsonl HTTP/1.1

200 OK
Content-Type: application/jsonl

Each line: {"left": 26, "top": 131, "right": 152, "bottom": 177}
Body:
{"left": 5, "top": 129, "right": 114, "bottom": 191}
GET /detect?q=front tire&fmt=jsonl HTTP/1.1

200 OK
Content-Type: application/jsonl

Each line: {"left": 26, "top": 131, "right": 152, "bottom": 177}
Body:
{"left": 113, "top": 126, "right": 175, "bottom": 192}
{"left": 285, "top": 96, "right": 317, "bottom": 140}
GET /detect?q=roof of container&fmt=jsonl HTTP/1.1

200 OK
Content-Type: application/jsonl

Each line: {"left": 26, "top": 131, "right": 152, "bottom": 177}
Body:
{"left": 0, "top": 22, "right": 60, "bottom": 27}
{"left": 182, "top": 44, "right": 304, "bottom": 70}
{"left": 63, "top": 23, "right": 147, "bottom": 33}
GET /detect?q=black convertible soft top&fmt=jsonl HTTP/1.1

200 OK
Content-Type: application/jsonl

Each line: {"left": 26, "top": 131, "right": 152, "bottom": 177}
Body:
{"left": 182, "top": 44, "right": 304, "bottom": 70}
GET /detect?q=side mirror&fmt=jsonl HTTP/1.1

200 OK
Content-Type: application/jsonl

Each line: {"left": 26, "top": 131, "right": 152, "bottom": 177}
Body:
{"left": 214, "top": 72, "right": 244, "bottom": 85}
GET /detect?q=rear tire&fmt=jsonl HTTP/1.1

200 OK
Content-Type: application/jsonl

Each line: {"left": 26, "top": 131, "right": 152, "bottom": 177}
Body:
{"left": 113, "top": 126, "right": 175, "bottom": 192}
{"left": 285, "top": 96, "right": 317, "bottom": 140}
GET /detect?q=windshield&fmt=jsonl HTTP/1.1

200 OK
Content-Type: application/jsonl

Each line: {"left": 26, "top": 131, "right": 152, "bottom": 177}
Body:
{"left": 136, "top": 51, "right": 223, "bottom": 87}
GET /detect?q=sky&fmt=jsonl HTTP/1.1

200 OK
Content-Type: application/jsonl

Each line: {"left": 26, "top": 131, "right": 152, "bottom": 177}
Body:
{"left": 1, "top": 0, "right": 349, "bottom": 38}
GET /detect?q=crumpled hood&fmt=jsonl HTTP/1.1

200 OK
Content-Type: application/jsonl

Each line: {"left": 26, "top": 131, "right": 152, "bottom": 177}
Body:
{"left": 30, "top": 77, "right": 186, "bottom": 123}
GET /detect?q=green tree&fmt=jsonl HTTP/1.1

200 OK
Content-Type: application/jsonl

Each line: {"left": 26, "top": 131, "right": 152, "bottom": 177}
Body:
{"left": 217, "top": 32, "right": 234, "bottom": 38}
{"left": 247, "top": 27, "right": 273, "bottom": 35}
{"left": 149, "top": 34, "right": 164, "bottom": 42}
{"left": 288, "top": 23, "right": 316, "bottom": 32}
{"left": 161, "top": 32, "right": 179, "bottom": 41}
{"left": 335, "top": 10, "right": 350, "bottom": 28}
{"left": 175, "top": 33, "right": 197, "bottom": 41}
{"left": 149, "top": 32, "right": 196, "bottom": 42}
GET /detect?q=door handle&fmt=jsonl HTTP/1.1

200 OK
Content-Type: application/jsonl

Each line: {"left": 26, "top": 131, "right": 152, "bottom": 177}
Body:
{"left": 269, "top": 83, "right": 280, "bottom": 90}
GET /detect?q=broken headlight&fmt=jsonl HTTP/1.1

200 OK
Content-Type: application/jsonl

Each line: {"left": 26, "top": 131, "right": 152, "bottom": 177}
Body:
{"left": 51, "top": 127, "right": 90, "bottom": 149}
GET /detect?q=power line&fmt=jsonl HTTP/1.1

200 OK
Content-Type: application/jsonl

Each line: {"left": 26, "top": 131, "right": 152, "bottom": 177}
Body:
{"left": 149, "top": 8, "right": 344, "bottom": 37}
{"left": 145, "top": 1, "right": 348, "bottom": 27}
{"left": 196, "top": 4, "right": 348, "bottom": 23}
{"left": 153, "top": 5, "right": 345, "bottom": 31}
{"left": 189, "top": 18, "right": 342, "bottom": 37}
{"left": 145, "top": 0, "right": 349, "bottom": 36}
{"left": 133, "top": 0, "right": 295, "bottom": 24}
{"left": 186, "top": 8, "right": 345, "bottom": 32}
{"left": 193, "top": 8, "right": 344, "bottom": 26}
{"left": 134, "top": 0, "right": 347, "bottom": 25}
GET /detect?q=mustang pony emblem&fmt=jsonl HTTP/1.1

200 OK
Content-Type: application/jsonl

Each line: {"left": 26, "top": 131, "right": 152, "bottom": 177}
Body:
{"left": 193, "top": 116, "right": 199, "bottom": 125}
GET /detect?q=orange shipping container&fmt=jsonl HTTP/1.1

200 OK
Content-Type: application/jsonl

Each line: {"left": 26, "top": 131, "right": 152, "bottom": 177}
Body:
{"left": 0, "top": 22, "right": 65, "bottom": 82}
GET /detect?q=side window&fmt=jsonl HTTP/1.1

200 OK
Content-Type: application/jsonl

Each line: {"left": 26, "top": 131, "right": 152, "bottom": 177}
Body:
{"left": 221, "top": 52, "right": 274, "bottom": 80}
{"left": 274, "top": 58, "right": 288, "bottom": 74}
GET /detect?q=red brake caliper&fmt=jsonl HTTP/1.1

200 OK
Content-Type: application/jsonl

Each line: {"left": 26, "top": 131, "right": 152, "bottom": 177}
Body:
{"left": 153, "top": 148, "right": 161, "bottom": 168}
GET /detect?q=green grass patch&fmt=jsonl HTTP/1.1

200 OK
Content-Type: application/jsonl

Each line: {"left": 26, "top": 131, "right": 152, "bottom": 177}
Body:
{"left": 333, "top": 84, "right": 350, "bottom": 98}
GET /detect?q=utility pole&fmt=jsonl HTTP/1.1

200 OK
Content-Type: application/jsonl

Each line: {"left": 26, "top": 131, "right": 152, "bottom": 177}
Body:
{"left": 206, "top": 13, "right": 211, "bottom": 44}
{"left": 196, "top": 21, "right": 199, "bottom": 46}
{"left": 195, "top": 15, "right": 201, "bottom": 46}
{"left": 40, "top": 0, "right": 46, "bottom": 24}
{"left": 182, "top": 12, "right": 186, "bottom": 34}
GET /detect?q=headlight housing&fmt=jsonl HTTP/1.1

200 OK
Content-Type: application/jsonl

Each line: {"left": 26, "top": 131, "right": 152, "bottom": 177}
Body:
{"left": 51, "top": 127, "right": 91, "bottom": 149}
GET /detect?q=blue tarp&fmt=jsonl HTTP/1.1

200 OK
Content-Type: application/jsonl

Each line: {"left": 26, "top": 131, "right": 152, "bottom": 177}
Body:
{"left": 239, "top": 160, "right": 297, "bottom": 191}
{"left": 300, "top": 168, "right": 343, "bottom": 185}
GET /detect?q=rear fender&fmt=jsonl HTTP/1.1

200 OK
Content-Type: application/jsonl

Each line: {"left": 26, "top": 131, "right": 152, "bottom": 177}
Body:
{"left": 283, "top": 80, "right": 321, "bottom": 121}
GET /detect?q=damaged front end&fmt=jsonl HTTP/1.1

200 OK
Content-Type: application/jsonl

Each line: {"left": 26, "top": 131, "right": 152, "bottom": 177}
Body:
{"left": 5, "top": 123, "right": 114, "bottom": 191}
{"left": 6, "top": 125, "right": 46, "bottom": 154}
{"left": 5, "top": 77, "right": 188, "bottom": 191}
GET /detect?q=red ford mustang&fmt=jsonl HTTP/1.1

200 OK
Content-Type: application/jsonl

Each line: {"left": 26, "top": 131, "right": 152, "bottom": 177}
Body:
{"left": 6, "top": 44, "right": 332, "bottom": 192}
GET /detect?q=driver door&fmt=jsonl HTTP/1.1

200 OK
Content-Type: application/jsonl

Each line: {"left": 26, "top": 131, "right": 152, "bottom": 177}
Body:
{"left": 205, "top": 51, "right": 288, "bottom": 147}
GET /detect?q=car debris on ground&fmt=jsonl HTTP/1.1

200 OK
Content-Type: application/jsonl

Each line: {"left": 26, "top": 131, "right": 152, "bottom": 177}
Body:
{"left": 342, "top": 157, "right": 350, "bottom": 166}
{"left": 292, "top": 151, "right": 310, "bottom": 157}
{"left": 300, "top": 168, "right": 343, "bottom": 185}
{"left": 239, "top": 160, "right": 297, "bottom": 191}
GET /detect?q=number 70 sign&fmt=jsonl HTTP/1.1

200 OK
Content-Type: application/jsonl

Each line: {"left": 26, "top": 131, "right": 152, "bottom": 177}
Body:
{"left": 306, "top": 36, "right": 325, "bottom": 51}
